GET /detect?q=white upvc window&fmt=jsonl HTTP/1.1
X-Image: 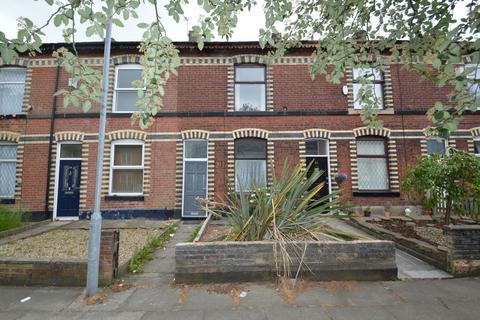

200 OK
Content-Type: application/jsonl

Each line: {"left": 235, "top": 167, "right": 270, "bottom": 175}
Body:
{"left": 113, "top": 64, "right": 144, "bottom": 113}
{"left": 0, "top": 67, "right": 26, "bottom": 115}
{"left": 0, "top": 144, "right": 18, "bottom": 198}
{"left": 235, "top": 64, "right": 266, "bottom": 111}
{"left": 109, "top": 140, "right": 144, "bottom": 196}
{"left": 352, "top": 67, "right": 384, "bottom": 110}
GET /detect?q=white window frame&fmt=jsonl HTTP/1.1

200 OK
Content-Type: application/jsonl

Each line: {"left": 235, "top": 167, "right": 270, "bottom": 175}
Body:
{"left": 0, "top": 67, "right": 26, "bottom": 115}
{"left": 0, "top": 143, "right": 17, "bottom": 199}
{"left": 234, "top": 64, "right": 266, "bottom": 112}
{"left": 181, "top": 139, "right": 209, "bottom": 218}
{"left": 53, "top": 142, "right": 83, "bottom": 220}
{"left": 352, "top": 67, "right": 384, "bottom": 110}
{"left": 112, "top": 64, "right": 144, "bottom": 113}
{"left": 109, "top": 139, "right": 144, "bottom": 196}
{"left": 304, "top": 138, "right": 332, "bottom": 195}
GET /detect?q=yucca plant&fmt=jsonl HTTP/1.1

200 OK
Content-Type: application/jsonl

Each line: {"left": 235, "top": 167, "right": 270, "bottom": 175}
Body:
{"left": 205, "top": 160, "right": 363, "bottom": 278}
{"left": 206, "top": 160, "right": 355, "bottom": 242}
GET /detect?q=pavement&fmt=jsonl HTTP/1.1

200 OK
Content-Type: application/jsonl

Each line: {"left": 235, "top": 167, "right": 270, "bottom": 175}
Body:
{"left": 0, "top": 221, "right": 477, "bottom": 320}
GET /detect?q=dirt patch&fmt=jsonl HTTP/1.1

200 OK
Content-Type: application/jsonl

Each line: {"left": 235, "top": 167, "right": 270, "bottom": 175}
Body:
{"left": 207, "top": 283, "right": 247, "bottom": 306}
{"left": 0, "top": 228, "right": 166, "bottom": 264}
{"left": 200, "top": 224, "right": 232, "bottom": 242}
{"left": 372, "top": 219, "right": 447, "bottom": 247}
{"left": 276, "top": 277, "right": 313, "bottom": 305}
{"left": 320, "top": 280, "right": 358, "bottom": 293}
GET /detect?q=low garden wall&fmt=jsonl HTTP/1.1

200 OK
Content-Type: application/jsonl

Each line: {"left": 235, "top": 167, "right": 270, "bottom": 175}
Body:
{"left": 175, "top": 240, "right": 397, "bottom": 283}
{"left": 347, "top": 218, "right": 448, "bottom": 270}
{"left": 0, "top": 230, "right": 119, "bottom": 286}
{"left": 445, "top": 225, "right": 480, "bottom": 277}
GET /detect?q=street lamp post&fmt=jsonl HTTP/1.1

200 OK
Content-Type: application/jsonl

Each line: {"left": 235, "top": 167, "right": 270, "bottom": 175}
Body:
{"left": 86, "top": 11, "right": 113, "bottom": 297}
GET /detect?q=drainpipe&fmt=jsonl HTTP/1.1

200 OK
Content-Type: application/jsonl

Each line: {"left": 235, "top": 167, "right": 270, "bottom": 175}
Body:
{"left": 44, "top": 64, "right": 61, "bottom": 220}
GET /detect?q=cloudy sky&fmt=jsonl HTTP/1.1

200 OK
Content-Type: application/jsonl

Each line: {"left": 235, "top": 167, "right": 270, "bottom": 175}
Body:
{"left": 0, "top": 1, "right": 471, "bottom": 44}
{"left": 0, "top": 0, "right": 266, "bottom": 43}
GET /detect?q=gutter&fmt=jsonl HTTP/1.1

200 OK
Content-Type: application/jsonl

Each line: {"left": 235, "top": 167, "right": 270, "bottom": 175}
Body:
{"left": 44, "top": 64, "right": 60, "bottom": 220}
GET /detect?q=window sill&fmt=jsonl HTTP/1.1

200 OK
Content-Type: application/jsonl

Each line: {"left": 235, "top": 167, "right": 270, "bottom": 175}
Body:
{"left": 104, "top": 195, "right": 144, "bottom": 201}
{"left": 353, "top": 191, "right": 400, "bottom": 197}
{"left": 348, "top": 108, "right": 394, "bottom": 115}
{"left": 0, "top": 198, "right": 15, "bottom": 204}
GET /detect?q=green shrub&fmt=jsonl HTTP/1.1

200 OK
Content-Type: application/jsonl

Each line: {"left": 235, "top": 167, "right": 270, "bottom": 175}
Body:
{"left": 402, "top": 149, "right": 480, "bottom": 223}
{"left": 0, "top": 205, "right": 24, "bottom": 232}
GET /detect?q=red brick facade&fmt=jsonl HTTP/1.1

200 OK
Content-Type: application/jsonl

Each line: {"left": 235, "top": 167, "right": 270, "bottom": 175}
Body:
{"left": 0, "top": 41, "right": 479, "bottom": 219}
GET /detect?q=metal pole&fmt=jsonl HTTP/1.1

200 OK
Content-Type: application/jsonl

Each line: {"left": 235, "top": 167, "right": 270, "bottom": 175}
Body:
{"left": 86, "top": 11, "right": 113, "bottom": 296}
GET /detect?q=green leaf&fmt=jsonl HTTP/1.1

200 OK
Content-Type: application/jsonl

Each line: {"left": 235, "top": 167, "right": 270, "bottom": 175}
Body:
{"left": 137, "top": 22, "right": 149, "bottom": 28}
{"left": 82, "top": 100, "right": 92, "bottom": 112}
{"left": 112, "top": 19, "right": 124, "bottom": 28}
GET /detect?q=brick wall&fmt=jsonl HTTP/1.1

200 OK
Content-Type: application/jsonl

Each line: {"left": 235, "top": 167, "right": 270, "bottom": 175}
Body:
{"left": 0, "top": 230, "right": 119, "bottom": 286}
{"left": 445, "top": 225, "right": 480, "bottom": 277}
{"left": 1, "top": 45, "right": 480, "bottom": 217}
{"left": 175, "top": 240, "right": 397, "bottom": 283}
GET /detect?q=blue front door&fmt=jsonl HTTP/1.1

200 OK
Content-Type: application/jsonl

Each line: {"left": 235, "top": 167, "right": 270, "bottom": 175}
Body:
{"left": 57, "top": 159, "right": 81, "bottom": 218}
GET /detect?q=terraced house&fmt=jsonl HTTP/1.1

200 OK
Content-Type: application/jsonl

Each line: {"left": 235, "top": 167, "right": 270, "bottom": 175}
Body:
{"left": 0, "top": 41, "right": 479, "bottom": 220}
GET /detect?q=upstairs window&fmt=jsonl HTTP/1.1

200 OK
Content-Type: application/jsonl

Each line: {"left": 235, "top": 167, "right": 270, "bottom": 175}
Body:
{"left": 465, "top": 64, "right": 479, "bottom": 98}
{"left": 113, "top": 65, "right": 144, "bottom": 112}
{"left": 235, "top": 138, "right": 266, "bottom": 191}
{"left": 0, "top": 144, "right": 17, "bottom": 198}
{"left": 109, "top": 140, "right": 144, "bottom": 195}
{"left": 352, "top": 67, "right": 384, "bottom": 110}
{"left": 235, "top": 65, "right": 266, "bottom": 111}
{"left": 426, "top": 138, "right": 446, "bottom": 155}
{"left": 356, "top": 138, "right": 389, "bottom": 190}
{"left": 0, "top": 67, "right": 26, "bottom": 115}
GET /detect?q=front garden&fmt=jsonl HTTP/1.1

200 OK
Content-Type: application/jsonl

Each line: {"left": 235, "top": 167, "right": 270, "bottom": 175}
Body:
{"left": 175, "top": 162, "right": 398, "bottom": 284}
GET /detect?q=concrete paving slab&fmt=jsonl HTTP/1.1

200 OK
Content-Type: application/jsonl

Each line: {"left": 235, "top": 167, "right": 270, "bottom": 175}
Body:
{"left": 233, "top": 284, "right": 285, "bottom": 308}
{"left": 206, "top": 309, "right": 267, "bottom": 320}
{"left": 119, "top": 287, "right": 182, "bottom": 312}
{"left": 15, "top": 311, "right": 83, "bottom": 320}
{"left": 265, "top": 306, "right": 331, "bottom": 320}
{"left": 140, "top": 310, "right": 205, "bottom": 320}
{"left": 0, "top": 287, "right": 36, "bottom": 310}
{"left": 7, "top": 287, "right": 83, "bottom": 312}
{"left": 77, "top": 311, "right": 145, "bottom": 320}
{"left": 428, "top": 278, "right": 480, "bottom": 302}
{"left": 0, "top": 311, "right": 26, "bottom": 320}
{"left": 66, "top": 288, "right": 136, "bottom": 312}
{"left": 383, "top": 280, "right": 451, "bottom": 304}
{"left": 325, "top": 305, "right": 397, "bottom": 320}
{"left": 180, "top": 287, "right": 236, "bottom": 311}
{"left": 384, "top": 303, "right": 464, "bottom": 320}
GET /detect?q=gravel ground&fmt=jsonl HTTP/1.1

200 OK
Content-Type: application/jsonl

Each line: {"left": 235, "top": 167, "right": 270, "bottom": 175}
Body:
{"left": 0, "top": 228, "right": 166, "bottom": 265}
{"left": 414, "top": 226, "right": 447, "bottom": 247}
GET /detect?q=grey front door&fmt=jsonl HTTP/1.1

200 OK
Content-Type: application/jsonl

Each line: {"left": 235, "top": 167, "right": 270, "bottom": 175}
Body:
{"left": 182, "top": 161, "right": 207, "bottom": 217}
